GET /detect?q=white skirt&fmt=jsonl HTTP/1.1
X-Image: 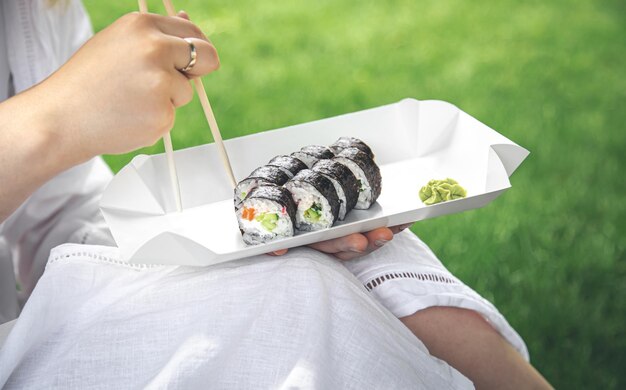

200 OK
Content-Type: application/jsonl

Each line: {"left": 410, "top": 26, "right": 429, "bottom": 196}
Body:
{"left": 0, "top": 232, "right": 525, "bottom": 389}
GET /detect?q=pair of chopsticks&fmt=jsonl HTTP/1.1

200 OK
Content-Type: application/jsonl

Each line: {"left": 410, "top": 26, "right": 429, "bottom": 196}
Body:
{"left": 138, "top": 0, "right": 237, "bottom": 212}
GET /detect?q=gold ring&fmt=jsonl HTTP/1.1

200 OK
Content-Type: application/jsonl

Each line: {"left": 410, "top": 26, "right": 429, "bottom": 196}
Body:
{"left": 180, "top": 38, "right": 197, "bottom": 72}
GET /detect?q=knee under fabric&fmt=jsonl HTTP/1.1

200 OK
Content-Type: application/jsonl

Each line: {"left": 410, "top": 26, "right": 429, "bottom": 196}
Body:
{"left": 342, "top": 229, "right": 530, "bottom": 361}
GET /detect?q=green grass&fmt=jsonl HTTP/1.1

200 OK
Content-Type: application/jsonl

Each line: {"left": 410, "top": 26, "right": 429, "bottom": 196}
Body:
{"left": 84, "top": 0, "right": 625, "bottom": 388}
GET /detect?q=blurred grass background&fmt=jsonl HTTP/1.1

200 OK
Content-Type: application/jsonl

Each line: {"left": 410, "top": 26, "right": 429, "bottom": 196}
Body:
{"left": 84, "top": 0, "right": 625, "bottom": 387}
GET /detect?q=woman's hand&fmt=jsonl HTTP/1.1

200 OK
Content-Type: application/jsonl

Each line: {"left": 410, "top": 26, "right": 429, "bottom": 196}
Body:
{"left": 0, "top": 12, "right": 218, "bottom": 221}
{"left": 269, "top": 223, "right": 414, "bottom": 260}
{"left": 44, "top": 11, "right": 219, "bottom": 162}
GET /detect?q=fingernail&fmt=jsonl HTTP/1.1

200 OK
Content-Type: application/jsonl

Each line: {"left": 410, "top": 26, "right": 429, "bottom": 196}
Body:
{"left": 374, "top": 239, "right": 389, "bottom": 247}
{"left": 349, "top": 247, "right": 365, "bottom": 253}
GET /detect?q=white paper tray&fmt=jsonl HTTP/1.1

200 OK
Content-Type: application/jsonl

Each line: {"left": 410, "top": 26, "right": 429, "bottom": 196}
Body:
{"left": 100, "top": 98, "right": 529, "bottom": 266}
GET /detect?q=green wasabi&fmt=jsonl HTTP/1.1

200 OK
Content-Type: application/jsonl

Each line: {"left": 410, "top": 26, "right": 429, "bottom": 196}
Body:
{"left": 419, "top": 178, "right": 467, "bottom": 205}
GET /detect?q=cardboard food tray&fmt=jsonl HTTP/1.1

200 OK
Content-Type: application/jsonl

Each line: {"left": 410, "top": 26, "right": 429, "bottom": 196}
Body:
{"left": 100, "top": 98, "right": 529, "bottom": 266}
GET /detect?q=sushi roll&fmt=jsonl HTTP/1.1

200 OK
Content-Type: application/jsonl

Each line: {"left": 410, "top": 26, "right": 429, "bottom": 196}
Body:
{"left": 334, "top": 148, "right": 382, "bottom": 209}
{"left": 234, "top": 165, "right": 290, "bottom": 209}
{"left": 284, "top": 169, "right": 340, "bottom": 231}
{"left": 329, "top": 137, "right": 375, "bottom": 160}
{"left": 290, "top": 145, "right": 334, "bottom": 168}
{"left": 237, "top": 185, "right": 297, "bottom": 245}
{"left": 312, "top": 159, "right": 359, "bottom": 220}
{"left": 266, "top": 155, "right": 308, "bottom": 178}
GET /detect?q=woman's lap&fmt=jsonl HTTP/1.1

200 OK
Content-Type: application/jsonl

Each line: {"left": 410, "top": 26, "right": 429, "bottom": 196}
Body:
{"left": 0, "top": 243, "right": 471, "bottom": 389}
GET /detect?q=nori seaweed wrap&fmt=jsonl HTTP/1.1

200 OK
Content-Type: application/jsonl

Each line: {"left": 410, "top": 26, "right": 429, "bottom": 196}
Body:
{"left": 291, "top": 145, "right": 335, "bottom": 168}
{"left": 267, "top": 155, "right": 308, "bottom": 178}
{"left": 312, "top": 159, "right": 359, "bottom": 220}
{"left": 234, "top": 165, "right": 291, "bottom": 209}
{"left": 334, "top": 147, "right": 382, "bottom": 209}
{"left": 329, "top": 137, "right": 375, "bottom": 160}
{"left": 237, "top": 185, "right": 297, "bottom": 245}
{"left": 284, "top": 169, "right": 340, "bottom": 231}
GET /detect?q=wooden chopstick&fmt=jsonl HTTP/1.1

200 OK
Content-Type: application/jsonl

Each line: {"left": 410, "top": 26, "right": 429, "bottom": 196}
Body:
{"left": 162, "top": 0, "right": 238, "bottom": 189}
{"left": 137, "top": 0, "right": 184, "bottom": 212}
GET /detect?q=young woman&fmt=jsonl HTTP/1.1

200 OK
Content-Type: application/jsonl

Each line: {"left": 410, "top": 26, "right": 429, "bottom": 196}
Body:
{"left": 0, "top": 1, "right": 551, "bottom": 388}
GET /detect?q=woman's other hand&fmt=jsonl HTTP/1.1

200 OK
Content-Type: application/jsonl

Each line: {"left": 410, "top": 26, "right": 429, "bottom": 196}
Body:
{"left": 43, "top": 11, "right": 219, "bottom": 161}
{"left": 268, "top": 224, "right": 414, "bottom": 260}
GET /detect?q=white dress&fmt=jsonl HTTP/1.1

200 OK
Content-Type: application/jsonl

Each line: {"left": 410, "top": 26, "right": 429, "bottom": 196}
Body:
{"left": 0, "top": 1, "right": 529, "bottom": 388}
{"left": 0, "top": 231, "right": 530, "bottom": 389}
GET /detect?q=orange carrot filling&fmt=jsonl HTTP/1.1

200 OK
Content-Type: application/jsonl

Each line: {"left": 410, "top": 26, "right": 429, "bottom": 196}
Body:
{"left": 242, "top": 207, "right": 256, "bottom": 221}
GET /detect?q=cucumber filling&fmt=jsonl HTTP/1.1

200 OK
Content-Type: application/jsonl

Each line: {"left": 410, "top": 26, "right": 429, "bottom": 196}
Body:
{"left": 255, "top": 212, "right": 279, "bottom": 231}
{"left": 304, "top": 202, "right": 322, "bottom": 222}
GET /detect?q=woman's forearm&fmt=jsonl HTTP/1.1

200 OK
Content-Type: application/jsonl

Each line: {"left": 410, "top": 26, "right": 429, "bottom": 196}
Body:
{"left": 401, "top": 307, "right": 553, "bottom": 390}
{"left": 0, "top": 85, "right": 83, "bottom": 222}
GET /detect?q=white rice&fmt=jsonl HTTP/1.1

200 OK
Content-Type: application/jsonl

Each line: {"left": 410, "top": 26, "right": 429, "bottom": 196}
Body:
{"left": 237, "top": 198, "right": 293, "bottom": 244}
{"left": 285, "top": 182, "right": 334, "bottom": 231}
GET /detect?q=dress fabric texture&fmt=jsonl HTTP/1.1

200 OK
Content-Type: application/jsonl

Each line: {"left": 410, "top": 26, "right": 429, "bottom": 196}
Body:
{"left": 0, "top": 231, "right": 528, "bottom": 389}
{"left": 0, "top": 241, "right": 478, "bottom": 389}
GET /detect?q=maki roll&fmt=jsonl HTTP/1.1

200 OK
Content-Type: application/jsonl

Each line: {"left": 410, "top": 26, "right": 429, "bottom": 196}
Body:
{"left": 291, "top": 145, "right": 334, "bottom": 168}
{"left": 234, "top": 166, "right": 290, "bottom": 209}
{"left": 284, "top": 169, "right": 340, "bottom": 231}
{"left": 267, "top": 155, "right": 308, "bottom": 178}
{"left": 334, "top": 148, "right": 382, "bottom": 209}
{"left": 312, "top": 159, "right": 359, "bottom": 220}
{"left": 329, "top": 137, "right": 375, "bottom": 160}
{"left": 237, "top": 185, "right": 297, "bottom": 245}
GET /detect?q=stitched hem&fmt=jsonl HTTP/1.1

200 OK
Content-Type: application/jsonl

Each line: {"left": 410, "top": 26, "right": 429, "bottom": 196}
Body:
{"left": 364, "top": 271, "right": 459, "bottom": 291}
{"left": 47, "top": 244, "right": 161, "bottom": 270}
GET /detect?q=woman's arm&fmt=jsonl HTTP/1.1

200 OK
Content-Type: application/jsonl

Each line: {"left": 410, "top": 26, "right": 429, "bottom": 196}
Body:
{"left": 0, "top": 89, "right": 72, "bottom": 221}
{"left": 401, "top": 307, "right": 553, "bottom": 389}
{"left": 0, "top": 12, "right": 219, "bottom": 222}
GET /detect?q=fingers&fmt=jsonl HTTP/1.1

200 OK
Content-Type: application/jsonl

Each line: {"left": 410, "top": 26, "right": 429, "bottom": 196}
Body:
{"left": 331, "top": 228, "right": 393, "bottom": 260}
{"left": 169, "top": 69, "right": 194, "bottom": 107}
{"left": 267, "top": 249, "right": 289, "bottom": 256}
{"left": 308, "top": 233, "right": 369, "bottom": 255}
{"left": 159, "top": 35, "right": 217, "bottom": 108}
{"left": 270, "top": 225, "right": 406, "bottom": 261}
{"left": 150, "top": 13, "right": 208, "bottom": 40}
{"left": 172, "top": 11, "right": 212, "bottom": 43}
{"left": 130, "top": 12, "right": 219, "bottom": 78}
{"left": 266, "top": 223, "right": 414, "bottom": 261}
{"left": 168, "top": 36, "right": 219, "bottom": 77}
{"left": 176, "top": 10, "right": 190, "bottom": 20}
{"left": 334, "top": 250, "right": 369, "bottom": 261}
{"left": 390, "top": 223, "right": 413, "bottom": 235}
{"left": 310, "top": 233, "right": 373, "bottom": 261}
{"left": 363, "top": 228, "right": 394, "bottom": 251}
